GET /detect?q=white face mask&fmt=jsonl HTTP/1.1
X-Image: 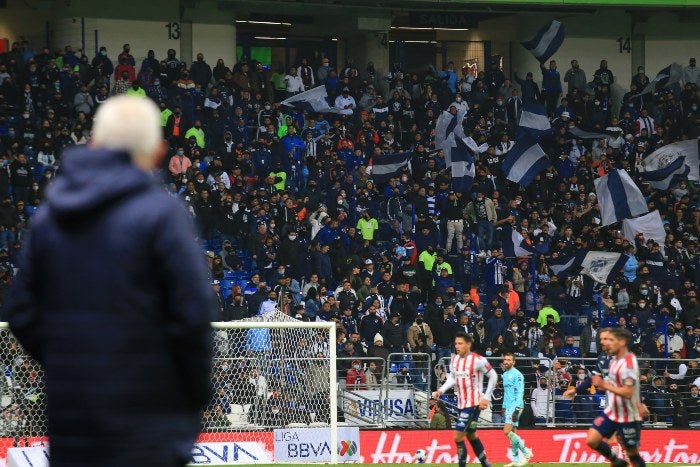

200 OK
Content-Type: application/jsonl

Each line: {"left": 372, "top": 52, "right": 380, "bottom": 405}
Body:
{"left": 288, "top": 235, "right": 297, "bottom": 240}
{"left": 485, "top": 350, "right": 492, "bottom": 356}
{"left": 578, "top": 373, "right": 585, "bottom": 380}
{"left": 548, "top": 343, "right": 554, "bottom": 349}
{"left": 511, "top": 326, "right": 518, "bottom": 332}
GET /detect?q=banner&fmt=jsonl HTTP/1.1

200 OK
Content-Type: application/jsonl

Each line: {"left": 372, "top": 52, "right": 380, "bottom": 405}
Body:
{"left": 341, "top": 389, "right": 418, "bottom": 426}
{"left": 358, "top": 429, "right": 700, "bottom": 464}
{"left": 190, "top": 442, "right": 272, "bottom": 465}
{"left": 6, "top": 446, "right": 49, "bottom": 467}
{"left": 274, "top": 426, "right": 360, "bottom": 462}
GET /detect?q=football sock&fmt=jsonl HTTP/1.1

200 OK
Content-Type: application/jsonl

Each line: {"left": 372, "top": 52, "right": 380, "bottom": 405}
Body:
{"left": 456, "top": 440, "right": 467, "bottom": 467}
{"left": 629, "top": 454, "right": 646, "bottom": 467}
{"left": 469, "top": 437, "right": 490, "bottom": 467}
{"left": 507, "top": 431, "right": 523, "bottom": 456}
{"left": 593, "top": 441, "right": 621, "bottom": 463}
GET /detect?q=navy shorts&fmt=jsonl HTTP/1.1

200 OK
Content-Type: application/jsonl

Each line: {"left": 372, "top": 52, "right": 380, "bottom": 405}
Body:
{"left": 591, "top": 414, "right": 642, "bottom": 448}
{"left": 454, "top": 406, "right": 481, "bottom": 433}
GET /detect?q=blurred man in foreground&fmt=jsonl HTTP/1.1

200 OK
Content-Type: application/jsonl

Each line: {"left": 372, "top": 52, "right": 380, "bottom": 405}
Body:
{"left": 5, "top": 95, "right": 214, "bottom": 467}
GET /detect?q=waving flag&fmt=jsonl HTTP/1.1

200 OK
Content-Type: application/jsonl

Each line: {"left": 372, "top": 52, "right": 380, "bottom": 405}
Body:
{"left": 501, "top": 224, "right": 538, "bottom": 258}
{"left": 632, "top": 63, "right": 683, "bottom": 98}
{"left": 547, "top": 250, "right": 625, "bottom": 284}
{"left": 503, "top": 135, "right": 551, "bottom": 187}
{"left": 451, "top": 137, "right": 475, "bottom": 193}
{"left": 547, "top": 251, "right": 583, "bottom": 278}
{"left": 568, "top": 126, "right": 622, "bottom": 141}
{"left": 517, "top": 101, "right": 552, "bottom": 140}
{"left": 579, "top": 251, "right": 626, "bottom": 284}
{"left": 594, "top": 169, "right": 648, "bottom": 226}
{"left": 642, "top": 138, "right": 699, "bottom": 183}
{"left": 280, "top": 86, "right": 343, "bottom": 114}
{"left": 621, "top": 210, "right": 666, "bottom": 253}
{"left": 436, "top": 109, "right": 467, "bottom": 165}
{"left": 369, "top": 151, "right": 411, "bottom": 185}
{"left": 521, "top": 20, "right": 565, "bottom": 63}
{"left": 641, "top": 156, "right": 689, "bottom": 190}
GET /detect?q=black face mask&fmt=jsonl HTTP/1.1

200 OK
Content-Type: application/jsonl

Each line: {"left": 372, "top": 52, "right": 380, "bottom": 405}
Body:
{"left": 416, "top": 318, "right": 423, "bottom": 325}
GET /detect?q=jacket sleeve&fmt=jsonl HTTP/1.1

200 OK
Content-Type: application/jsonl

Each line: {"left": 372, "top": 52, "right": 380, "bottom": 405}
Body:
{"left": 153, "top": 199, "right": 215, "bottom": 411}
{"left": 4, "top": 225, "right": 43, "bottom": 362}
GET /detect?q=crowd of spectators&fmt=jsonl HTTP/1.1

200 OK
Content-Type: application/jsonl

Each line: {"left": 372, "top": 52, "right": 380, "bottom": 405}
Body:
{"left": 0, "top": 38, "right": 699, "bottom": 426}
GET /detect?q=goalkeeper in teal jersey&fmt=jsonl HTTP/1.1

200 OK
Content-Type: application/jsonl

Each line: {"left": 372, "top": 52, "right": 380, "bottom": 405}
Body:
{"left": 502, "top": 353, "right": 533, "bottom": 467}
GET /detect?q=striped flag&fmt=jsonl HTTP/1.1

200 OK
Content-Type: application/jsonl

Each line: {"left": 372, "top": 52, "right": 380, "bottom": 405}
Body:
{"left": 568, "top": 126, "right": 623, "bottom": 141}
{"left": 280, "top": 86, "right": 343, "bottom": 114}
{"left": 520, "top": 20, "right": 565, "bottom": 63}
{"left": 451, "top": 137, "right": 475, "bottom": 193}
{"left": 502, "top": 134, "right": 551, "bottom": 187}
{"left": 641, "top": 156, "right": 689, "bottom": 190}
{"left": 642, "top": 138, "right": 699, "bottom": 184}
{"left": 436, "top": 109, "right": 467, "bottom": 165}
{"left": 632, "top": 63, "right": 683, "bottom": 98}
{"left": 369, "top": 151, "right": 411, "bottom": 185}
{"left": 594, "top": 169, "right": 648, "bottom": 226}
{"left": 501, "top": 224, "right": 538, "bottom": 258}
{"left": 517, "top": 101, "right": 552, "bottom": 140}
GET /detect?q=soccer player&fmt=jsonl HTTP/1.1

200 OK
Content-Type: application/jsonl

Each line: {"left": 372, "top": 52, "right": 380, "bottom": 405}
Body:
{"left": 587, "top": 328, "right": 647, "bottom": 467}
{"left": 433, "top": 332, "right": 498, "bottom": 467}
{"left": 501, "top": 353, "right": 533, "bottom": 467}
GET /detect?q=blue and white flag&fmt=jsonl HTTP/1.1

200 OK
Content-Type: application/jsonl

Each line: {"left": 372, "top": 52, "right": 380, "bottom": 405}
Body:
{"left": 579, "top": 251, "right": 626, "bottom": 285}
{"left": 642, "top": 138, "right": 699, "bottom": 183}
{"left": 594, "top": 169, "right": 648, "bottom": 226}
{"left": 451, "top": 137, "right": 475, "bottom": 193}
{"left": 517, "top": 101, "right": 552, "bottom": 140}
{"left": 568, "top": 126, "right": 622, "bottom": 141}
{"left": 280, "top": 86, "right": 343, "bottom": 114}
{"left": 502, "top": 135, "right": 551, "bottom": 187}
{"left": 632, "top": 63, "right": 683, "bottom": 98}
{"left": 520, "top": 20, "right": 565, "bottom": 63}
{"left": 435, "top": 109, "right": 467, "bottom": 165}
{"left": 370, "top": 151, "right": 411, "bottom": 185}
{"left": 641, "top": 156, "right": 689, "bottom": 190}
{"left": 547, "top": 251, "right": 583, "bottom": 278}
{"left": 501, "top": 224, "right": 538, "bottom": 258}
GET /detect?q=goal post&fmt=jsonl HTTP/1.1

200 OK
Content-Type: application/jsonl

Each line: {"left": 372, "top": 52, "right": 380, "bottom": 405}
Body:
{"left": 208, "top": 315, "right": 338, "bottom": 464}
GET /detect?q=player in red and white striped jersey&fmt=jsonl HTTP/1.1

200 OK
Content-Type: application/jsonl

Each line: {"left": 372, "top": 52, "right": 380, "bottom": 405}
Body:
{"left": 587, "top": 328, "right": 649, "bottom": 467}
{"left": 433, "top": 332, "right": 498, "bottom": 467}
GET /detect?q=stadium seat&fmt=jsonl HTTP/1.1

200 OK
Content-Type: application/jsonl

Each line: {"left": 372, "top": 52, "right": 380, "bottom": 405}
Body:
{"left": 220, "top": 279, "right": 234, "bottom": 289}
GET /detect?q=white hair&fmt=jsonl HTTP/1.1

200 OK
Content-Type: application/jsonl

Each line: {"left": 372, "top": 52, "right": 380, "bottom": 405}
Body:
{"left": 91, "top": 95, "right": 162, "bottom": 169}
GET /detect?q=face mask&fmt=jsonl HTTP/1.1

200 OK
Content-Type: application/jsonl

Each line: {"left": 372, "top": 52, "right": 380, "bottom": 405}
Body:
{"left": 288, "top": 235, "right": 297, "bottom": 241}
{"left": 640, "top": 290, "right": 648, "bottom": 296}
{"left": 177, "top": 150, "right": 184, "bottom": 156}
{"left": 22, "top": 113, "right": 29, "bottom": 119}
{"left": 416, "top": 318, "right": 423, "bottom": 325}
{"left": 485, "top": 350, "right": 492, "bottom": 356}
{"left": 578, "top": 373, "right": 585, "bottom": 380}
{"left": 101, "top": 51, "right": 107, "bottom": 56}
{"left": 353, "top": 364, "right": 361, "bottom": 370}
{"left": 435, "top": 301, "right": 442, "bottom": 306}
{"left": 221, "top": 365, "right": 229, "bottom": 371}
{"left": 337, "top": 199, "right": 344, "bottom": 205}
{"left": 511, "top": 326, "right": 518, "bottom": 332}
{"left": 692, "top": 393, "right": 699, "bottom": 398}
{"left": 540, "top": 383, "right": 547, "bottom": 388}
{"left": 693, "top": 105, "right": 698, "bottom": 111}
{"left": 456, "top": 97, "right": 462, "bottom": 102}
{"left": 548, "top": 343, "right": 554, "bottom": 349}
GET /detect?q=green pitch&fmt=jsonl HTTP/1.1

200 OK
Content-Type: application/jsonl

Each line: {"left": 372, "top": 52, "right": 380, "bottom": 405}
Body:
{"left": 187, "top": 464, "right": 682, "bottom": 467}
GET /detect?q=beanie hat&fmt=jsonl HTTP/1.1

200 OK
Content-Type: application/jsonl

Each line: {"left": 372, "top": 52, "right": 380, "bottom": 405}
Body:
{"left": 374, "top": 333, "right": 384, "bottom": 344}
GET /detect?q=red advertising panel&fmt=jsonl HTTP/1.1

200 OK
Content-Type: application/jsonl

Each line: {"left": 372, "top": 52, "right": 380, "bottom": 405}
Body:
{"left": 358, "top": 429, "right": 700, "bottom": 464}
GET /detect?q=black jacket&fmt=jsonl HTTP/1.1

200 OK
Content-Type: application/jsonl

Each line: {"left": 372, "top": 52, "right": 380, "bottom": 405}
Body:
{"left": 5, "top": 147, "right": 214, "bottom": 467}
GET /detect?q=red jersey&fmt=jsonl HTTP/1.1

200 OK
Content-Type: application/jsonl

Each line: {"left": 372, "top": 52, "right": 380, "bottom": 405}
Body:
{"left": 449, "top": 352, "right": 493, "bottom": 409}
{"left": 604, "top": 352, "right": 642, "bottom": 423}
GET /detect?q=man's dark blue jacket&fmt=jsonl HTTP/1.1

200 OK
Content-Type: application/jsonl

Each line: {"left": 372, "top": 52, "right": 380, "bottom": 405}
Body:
{"left": 5, "top": 146, "right": 214, "bottom": 467}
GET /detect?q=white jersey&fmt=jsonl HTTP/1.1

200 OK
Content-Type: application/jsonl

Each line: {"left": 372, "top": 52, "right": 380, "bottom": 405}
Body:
{"left": 604, "top": 352, "right": 642, "bottom": 423}
{"left": 449, "top": 352, "right": 493, "bottom": 409}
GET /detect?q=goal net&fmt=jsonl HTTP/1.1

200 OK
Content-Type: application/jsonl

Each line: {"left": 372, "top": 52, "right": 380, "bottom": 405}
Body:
{"left": 201, "top": 311, "right": 339, "bottom": 464}
{"left": 0, "top": 313, "right": 339, "bottom": 465}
